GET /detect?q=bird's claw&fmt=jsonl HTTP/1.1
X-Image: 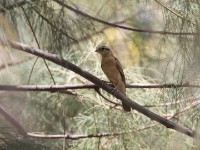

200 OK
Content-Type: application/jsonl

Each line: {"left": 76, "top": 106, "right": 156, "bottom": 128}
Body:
{"left": 101, "top": 80, "right": 108, "bottom": 86}
{"left": 111, "top": 88, "right": 118, "bottom": 97}
{"left": 101, "top": 80, "right": 117, "bottom": 96}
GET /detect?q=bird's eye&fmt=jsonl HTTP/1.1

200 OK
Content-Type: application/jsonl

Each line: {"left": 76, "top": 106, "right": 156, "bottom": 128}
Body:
{"left": 102, "top": 48, "right": 109, "bottom": 51}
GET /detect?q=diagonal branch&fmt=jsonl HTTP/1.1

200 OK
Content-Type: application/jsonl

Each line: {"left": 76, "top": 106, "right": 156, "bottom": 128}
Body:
{"left": 5, "top": 40, "right": 199, "bottom": 138}
{"left": 0, "top": 104, "right": 27, "bottom": 136}
{"left": 32, "top": 7, "right": 77, "bottom": 42}
{"left": 53, "top": 0, "right": 199, "bottom": 36}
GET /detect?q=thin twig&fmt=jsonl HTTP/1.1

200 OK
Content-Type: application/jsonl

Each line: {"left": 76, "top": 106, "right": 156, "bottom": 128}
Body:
{"left": 94, "top": 87, "right": 121, "bottom": 107}
{"left": 164, "top": 100, "right": 200, "bottom": 118}
{"left": 53, "top": 0, "right": 200, "bottom": 36}
{"left": 128, "top": 83, "right": 200, "bottom": 88}
{"left": 27, "top": 123, "right": 156, "bottom": 139}
{"left": 32, "top": 7, "right": 77, "bottom": 42}
{"left": 154, "top": 0, "right": 197, "bottom": 26}
{"left": 22, "top": 6, "right": 57, "bottom": 84}
{"left": 27, "top": 57, "right": 39, "bottom": 84}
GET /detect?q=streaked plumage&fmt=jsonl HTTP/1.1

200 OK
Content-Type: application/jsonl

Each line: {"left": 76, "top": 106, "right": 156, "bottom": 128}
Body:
{"left": 95, "top": 46, "right": 131, "bottom": 112}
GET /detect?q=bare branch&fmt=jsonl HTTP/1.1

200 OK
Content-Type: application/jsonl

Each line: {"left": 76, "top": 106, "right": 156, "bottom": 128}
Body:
{"left": 0, "top": 84, "right": 93, "bottom": 91}
{"left": 27, "top": 124, "right": 156, "bottom": 139}
{"left": 127, "top": 83, "right": 200, "bottom": 88}
{"left": 53, "top": 0, "right": 199, "bottom": 36}
{"left": 5, "top": 40, "right": 199, "bottom": 138}
{"left": 26, "top": 132, "right": 121, "bottom": 140}
{"left": 0, "top": 83, "right": 199, "bottom": 92}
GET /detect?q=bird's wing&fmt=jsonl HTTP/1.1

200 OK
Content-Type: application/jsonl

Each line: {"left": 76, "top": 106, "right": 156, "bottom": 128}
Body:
{"left": 115, "top": 57, "right": 126, "bottom": 83}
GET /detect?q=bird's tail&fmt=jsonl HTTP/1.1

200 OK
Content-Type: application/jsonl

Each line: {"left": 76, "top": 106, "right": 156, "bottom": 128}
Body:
{"left": 116, "top": 82, "right": 131, "bottom": 112}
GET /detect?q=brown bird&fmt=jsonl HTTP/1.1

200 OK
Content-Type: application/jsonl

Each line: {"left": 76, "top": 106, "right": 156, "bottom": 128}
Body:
{"left": 95, "top": 46, "right": 131, "bottom": 112}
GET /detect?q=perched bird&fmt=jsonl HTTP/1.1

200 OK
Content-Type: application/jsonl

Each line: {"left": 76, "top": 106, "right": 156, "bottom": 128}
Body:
{"left": 95, "top": 46, "right": 131, "bottom": 112}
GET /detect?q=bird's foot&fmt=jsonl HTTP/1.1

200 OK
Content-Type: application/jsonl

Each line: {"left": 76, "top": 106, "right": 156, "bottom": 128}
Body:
{"left": 101, "top": 80, "right": 109, "bottom": 86}
{"left": 111, "top": 88, "right": 118, "bottom": 97}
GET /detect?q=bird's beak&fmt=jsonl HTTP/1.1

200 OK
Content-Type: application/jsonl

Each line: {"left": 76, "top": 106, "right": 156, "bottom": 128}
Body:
{"left": 95, "top": 49, "right": 100, "bottom": 53}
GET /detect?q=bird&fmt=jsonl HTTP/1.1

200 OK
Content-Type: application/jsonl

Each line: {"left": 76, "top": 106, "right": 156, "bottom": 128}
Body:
{"left": 95, "top": 45, "right": 131, "bottom": 112}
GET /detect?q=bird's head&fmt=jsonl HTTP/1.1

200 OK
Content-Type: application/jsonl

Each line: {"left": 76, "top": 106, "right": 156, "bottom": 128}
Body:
{"left": 95, "top": 46, "right": 111, "bottom": 57}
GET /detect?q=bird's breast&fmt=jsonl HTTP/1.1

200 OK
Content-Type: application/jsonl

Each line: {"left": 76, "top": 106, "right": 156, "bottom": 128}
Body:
{"left": 101, "top": 57, "right": 122, "bottom": 83}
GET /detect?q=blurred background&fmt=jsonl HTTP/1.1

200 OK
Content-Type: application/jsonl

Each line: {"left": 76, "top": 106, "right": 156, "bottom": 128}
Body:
{"left": 0, "top": 0, "right": 200, "bottom": 149}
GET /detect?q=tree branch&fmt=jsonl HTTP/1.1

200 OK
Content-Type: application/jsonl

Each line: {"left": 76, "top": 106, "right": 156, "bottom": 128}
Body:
{"left": 53, "top": 0, "right": 200, "bottom": 36}
{"left": 5, "top": 40, "right": 199, "bottom": 138}
{"left": 127, "top": 83, "right": 200, "bottom": 88}
{"left": 27, "top": 124, "right": 156, "bottom": 139}
{"left": 0, "top": 83, "right": 199, "bottom": 92}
